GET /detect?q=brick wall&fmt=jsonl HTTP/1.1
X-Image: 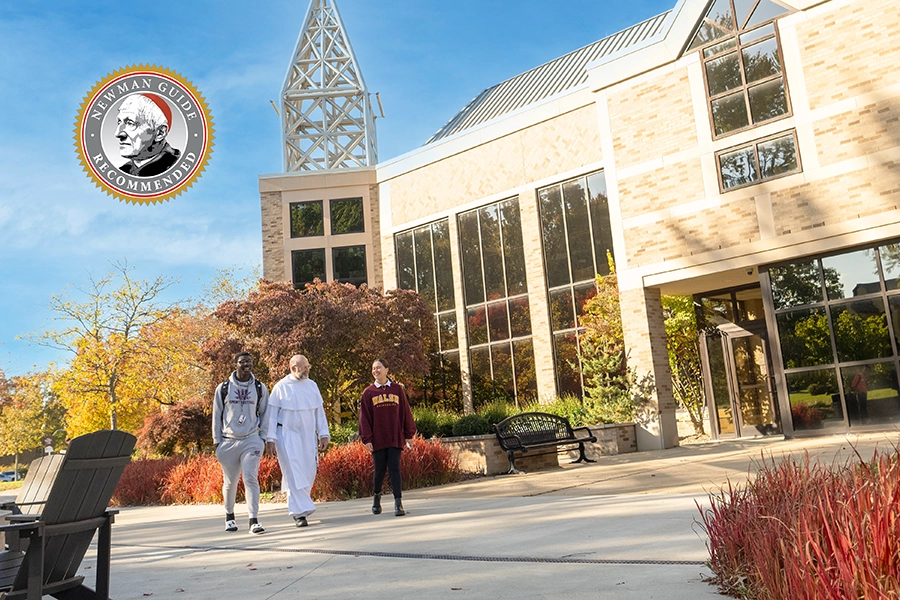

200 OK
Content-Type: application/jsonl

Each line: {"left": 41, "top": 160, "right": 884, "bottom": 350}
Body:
{"left": 814, "top": 100, "right": 900, "bottom": 167}
{"left": 607, "top": 67, "right": 698, "bottom": 170}
{"left": 260, "top": 191, "right": 284, "bottom": 280}
{"left": 368, "top": 184, "right": 383, "bottom": 289}
{"left": 617, "top": 158, "right": 706, "bottom": 221}
{"left": 798, "top": 0, "right": 900, "bottom": 110}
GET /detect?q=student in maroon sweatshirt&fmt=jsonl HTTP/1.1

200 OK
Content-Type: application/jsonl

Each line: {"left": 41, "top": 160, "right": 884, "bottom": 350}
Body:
{"left": 359, "top": 358, "right": 416, "bottom": 516}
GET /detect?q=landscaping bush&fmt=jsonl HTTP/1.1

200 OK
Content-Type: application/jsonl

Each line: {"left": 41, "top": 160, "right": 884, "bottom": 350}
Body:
{"left": 113, "top": 454, "right": 282, "bottom": 506}
{"left": 477, "top": 400, "right": 512, "bottom": 426}
{"left": 329, "top": 421, "right": 359, "bottom": 445}
{"left": 413, "top": 406, "right": 457, "bottom": 438}
{"left": 312, "top": 438, "right": 461, "bottom": 501}
{"left": 451, "top": 414, "right": 490, "bottom": 436}
{"left": 697, "top": 448, "right": 900, "bottom": 599}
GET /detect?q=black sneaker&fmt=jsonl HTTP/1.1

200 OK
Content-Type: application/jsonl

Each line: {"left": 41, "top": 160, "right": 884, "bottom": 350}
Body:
{"left": 293, "top": 515, "right": 308, "bottom": 528}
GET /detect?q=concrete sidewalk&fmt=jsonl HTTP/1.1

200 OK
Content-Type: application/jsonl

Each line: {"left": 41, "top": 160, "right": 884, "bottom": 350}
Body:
{"left": 5, "top": 431, "right": 899, "bottom": 599}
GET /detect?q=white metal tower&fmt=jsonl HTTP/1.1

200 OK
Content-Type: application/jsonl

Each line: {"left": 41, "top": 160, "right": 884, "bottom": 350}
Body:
{"left": 281, "top": 0, "right": 377, "bottom": 171}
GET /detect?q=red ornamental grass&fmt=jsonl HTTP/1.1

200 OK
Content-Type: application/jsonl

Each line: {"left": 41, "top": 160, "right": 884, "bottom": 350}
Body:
{"left": 698, "top": 448, "right": 900, "bottom": 599}
{"left": 111, "top": 457, "right": 183, "bottom": 506}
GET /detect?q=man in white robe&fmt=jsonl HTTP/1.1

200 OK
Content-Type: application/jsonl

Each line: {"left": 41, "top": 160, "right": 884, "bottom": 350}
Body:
{"left": 265, "top": 354, "right": 330, "bottom": 527}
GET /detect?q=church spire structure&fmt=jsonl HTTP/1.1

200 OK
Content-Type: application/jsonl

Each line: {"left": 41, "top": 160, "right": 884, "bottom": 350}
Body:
{"left": 281, "top": 0, "right": 377, "bottom": 171}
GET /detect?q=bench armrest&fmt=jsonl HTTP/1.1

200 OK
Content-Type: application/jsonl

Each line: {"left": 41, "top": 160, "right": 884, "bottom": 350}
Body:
{"left": 6, "top": 514, "right": 40, "bottom": 523}
{"left": 572, "top": 426, "right": 598, "bottom": 441}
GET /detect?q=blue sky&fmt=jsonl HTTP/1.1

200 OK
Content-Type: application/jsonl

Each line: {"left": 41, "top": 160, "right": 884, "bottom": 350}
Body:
{"left": 0, "top": 0, "right": 676, "bottom": 377}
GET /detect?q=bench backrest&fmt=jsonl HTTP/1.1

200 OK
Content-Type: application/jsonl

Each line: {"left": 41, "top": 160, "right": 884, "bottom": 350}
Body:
{"left": 492, "top": 412, "right": 576, "bottom": 449}
{"left": 9, "top": 454, "right": 64, "bottom": 515}
{"left": 11, "top": 429, "right": 135, "bottom": 593}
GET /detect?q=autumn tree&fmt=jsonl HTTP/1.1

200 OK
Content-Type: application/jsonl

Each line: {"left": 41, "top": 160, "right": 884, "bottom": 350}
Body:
{"left": 0, "top": 371, "right": 66, "bottom": 477}
{"left": 210, "top": 280, "right": 435, "bottom": 424}
{"left": 29, "top": 261, "right": 180, "bottom": 432}
{"left": 136, "top": 396, "right": 213, "bottom": 456}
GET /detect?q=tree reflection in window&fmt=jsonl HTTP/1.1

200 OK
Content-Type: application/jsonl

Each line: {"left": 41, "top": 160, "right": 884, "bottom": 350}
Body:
{"left": 329, "top": 197, "right": 364, "bottom": 234}
{"left": 290, "top": 201, "right": 324, "bottom": 238}
{"left": 718, "top": 131, "right": 799, "bottom": 191}
{"left": 688, "top": 1, "right": 790, "bottom": 138}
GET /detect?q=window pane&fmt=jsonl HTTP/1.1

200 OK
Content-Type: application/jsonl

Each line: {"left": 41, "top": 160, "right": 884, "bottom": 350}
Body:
{"left": 586, "top": 171, "right": 614, "bottom": 276}
{"left": 550, "top": 288, "right": 575, "bottom": 331}
{"left": 733, "top": 0, "right": 757, "bottom": 29}
{"left": 742, "top": 36, "right": 781, "bottom": 83}
{"left": 756, "top": 133, "right": 797, "bottom": 179}
{"left": 822, "top": 250, "right": 880, "bottom": 301}
{"left": 513, "top": 339, "right": 538, "bottom": 401}
{"left": 573, "top": 281, "right": 598, "bottom": 318}
{"left": 330, "top": 197, "right": 364, "bottom": 234}
{"left": 704, "top": 38, "right": 737, "bottom": 58}
{"left": 712, "top": 91, "right": 750, "bottom": 135}
{"left": 880, "top": 244, "right": 900, "bottom": 290}
{"left": 492, "top": 343, "right": 515, "bottom": 401}
{"left": 291, "top": 248, "right": 325, "bottom": 288}
{"left": 413, "top": 226, "right": 436, "bottom": 311}
{"left": 745, "top": 0, "right": 789, "bottom": 29}
{"left": 470, "top": 347, "right": 493, "bottom": 407}
{"left": 841, "top": 362, "right": 900, "bottom": 426}
{"left": 785, "top": 368, "right": 840, "bottom": 431}
{"left": 500, "top": 199, "right": 528, "bottom": 296}
{"left": 749, "top": 78, "right": 787, "bottom": 124}
{"left": 290, "top": 201, "right": 324, "bottom": 238}
{"left": 432, "top": 220, "right": 456, "bottom": 312}
{"left": 707, "top": 0, "right": 736, "bottom": 31}
{"left": 563, "top": 180, "right": 595, "bottom": 282}
{"left": 395, "top": 231, "right": 416, "bottom": 291}
{"left": 332, "top": 245, "right": 366, "bottom": 286}
{"left": 832, "top": 298, "right": 891, "bottom": 362}
{"left": 509, "top": 296, "right": 532, "bottom": 338}
{"left": 739, "top": 23, "right": 775, "bottom": 45}
{"left": 488, "top": 301, "right": 510, "bottom": 342}
{"left": 777, "top": 307, "right": 832, "bottom": 368}
{"left": 466, "top": 306, "right": 488, "bottom": 346}
{"left": 554, "top": 332, "right": 582, "bottom": 397}
{"left": 438, "top": 313, "right": 458, "bottom": 351}
{"left": 480, "top": 205, "right": 505, "bottom": 301}
{"left": 539, "top": 185, "right": 571, "bottom": 288}
{"left": 689, "top": 21, "right": 732, "bottom": 51}
{"left": 706, "top": 52, "right": 743, "bottom": 96}
{"left": 701, "top": 295, "right": 736, "bottom": 326}
{"left": 769, "top": 260, "right": 823, "bottom": 309}
{"left": 719, "top": 145, "right": 758, "bottom": 189}
{"left": 458, "top": 211, "right": 484, "bottom": 305}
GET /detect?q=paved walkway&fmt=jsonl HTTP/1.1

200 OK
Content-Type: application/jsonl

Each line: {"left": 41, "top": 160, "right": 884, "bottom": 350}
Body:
{"left": 3, "top": 431, "right": 898, "bottom": 599}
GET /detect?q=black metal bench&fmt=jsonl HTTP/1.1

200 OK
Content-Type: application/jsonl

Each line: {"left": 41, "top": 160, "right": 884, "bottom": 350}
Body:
{"left": 492, "top": 412, "right": 597, "bottom": 474}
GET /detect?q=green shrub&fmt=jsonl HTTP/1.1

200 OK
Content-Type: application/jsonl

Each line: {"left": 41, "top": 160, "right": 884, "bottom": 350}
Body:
{"left": 329, "top": 421, "right": 358, "bottom": 445}
{"left": 451, "top": 414, "right": 490, "bottom": 436}
{"left": 436, "top": 411, "right": 456, "bottom": 437}
{"left": 413, "top": 406, "right": 440, "bottom": 438}
{"left": 478, "top": 400, "right": 512, "bottom": 426}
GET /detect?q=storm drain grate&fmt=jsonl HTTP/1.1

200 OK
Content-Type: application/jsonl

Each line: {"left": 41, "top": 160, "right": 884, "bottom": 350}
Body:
{"left": 114, "top": 543, "right": 705, "bottom": 566}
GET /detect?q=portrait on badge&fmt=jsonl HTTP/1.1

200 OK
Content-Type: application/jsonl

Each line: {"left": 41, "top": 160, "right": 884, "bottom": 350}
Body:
{"left": 112, "top": 93, "right": 182, "bottom": 177}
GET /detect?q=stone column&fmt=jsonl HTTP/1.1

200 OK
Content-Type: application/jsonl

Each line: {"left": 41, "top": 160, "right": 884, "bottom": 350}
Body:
{"left": 618, "top": 286, "right": 678, "bottom": 450}
{"left": 260, "top": 191, "right": 285, "bottom": 281}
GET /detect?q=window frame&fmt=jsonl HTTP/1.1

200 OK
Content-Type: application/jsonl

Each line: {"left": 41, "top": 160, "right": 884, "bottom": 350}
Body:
{"left": 715, "top": 128, "right": 801, "bottom": 192}
{"left": 329, "top": 197, "right": 366, "bottom": 235}
{"left": 289, "top": 200, "right": 325, "bottom": 238}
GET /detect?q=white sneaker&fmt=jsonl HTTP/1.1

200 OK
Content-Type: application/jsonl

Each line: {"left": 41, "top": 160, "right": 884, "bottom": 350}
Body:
{"left": 250, "top": 522, "right": 265, "bottom": 534}
{"left": 224, "top": 519, "right": 238, "bottom": 532}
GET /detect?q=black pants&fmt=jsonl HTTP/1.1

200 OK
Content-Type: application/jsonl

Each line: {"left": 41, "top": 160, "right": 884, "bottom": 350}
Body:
{"left": 372, "top": 446, "right": 402, "bottom": 499}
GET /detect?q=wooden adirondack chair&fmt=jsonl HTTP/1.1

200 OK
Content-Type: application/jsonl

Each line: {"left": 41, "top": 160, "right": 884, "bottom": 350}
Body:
{"left": 0, "top": 430, "right": 135, "bottom": 600}
{"left": 0, "top": 455, "right": 65, "bottom": 517}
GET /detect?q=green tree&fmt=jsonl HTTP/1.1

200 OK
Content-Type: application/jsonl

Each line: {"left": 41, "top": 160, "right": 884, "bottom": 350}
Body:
{"left": 662, "top": 295, "right": 706, "bottom": 434}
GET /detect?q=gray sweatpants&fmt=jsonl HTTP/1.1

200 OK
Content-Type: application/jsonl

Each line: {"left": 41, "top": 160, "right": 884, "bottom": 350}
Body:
{"left": 215, "top": 436, "right": 264, "bottom": 519}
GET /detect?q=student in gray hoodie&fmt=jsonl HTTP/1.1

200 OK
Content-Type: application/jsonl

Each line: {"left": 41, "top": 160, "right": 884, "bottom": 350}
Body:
{"left": 212, "top": 351, "right": 270, "bottom": 534}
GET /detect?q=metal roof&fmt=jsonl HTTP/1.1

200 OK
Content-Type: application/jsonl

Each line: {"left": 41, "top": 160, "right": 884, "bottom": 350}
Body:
{"left": 424, "top": 11, "right": 672, "bottom": 145}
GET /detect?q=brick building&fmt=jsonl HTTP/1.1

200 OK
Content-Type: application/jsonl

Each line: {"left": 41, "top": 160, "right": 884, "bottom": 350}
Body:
{"left": 260, "top": 0, "right": 900, "bottom": 450}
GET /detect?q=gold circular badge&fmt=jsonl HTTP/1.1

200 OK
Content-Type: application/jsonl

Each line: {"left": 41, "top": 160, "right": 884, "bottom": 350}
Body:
{"left": 74, "top": 65, "right": 214, "bottom": 205}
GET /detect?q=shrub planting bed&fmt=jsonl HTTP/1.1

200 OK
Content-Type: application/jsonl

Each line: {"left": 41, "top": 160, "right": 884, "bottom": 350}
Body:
{"left": 698, "top": 448, "right": 900, "bottom": 599}
{"left": 112, "top": 438, "right": 460, "bottom": 506}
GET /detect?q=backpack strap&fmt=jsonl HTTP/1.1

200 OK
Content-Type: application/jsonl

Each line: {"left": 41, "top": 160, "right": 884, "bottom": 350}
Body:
{"left": 220, "top": 378, "right": 264, "bottom": 421}
{"left": 255, "top": 380, "right": 263, "bottom": 417}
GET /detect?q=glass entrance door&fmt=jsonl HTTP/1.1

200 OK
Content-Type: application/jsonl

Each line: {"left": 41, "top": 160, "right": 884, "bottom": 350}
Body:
{"left": 704, "top": 323, "right": 780, "bottom": 438}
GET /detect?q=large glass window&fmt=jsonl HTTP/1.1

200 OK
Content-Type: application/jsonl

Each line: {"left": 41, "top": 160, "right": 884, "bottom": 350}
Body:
{"left": 394, "top": 219, "right": 461, "bottom": 407}
{"left": 291, "top": 248, "right": 326, "bottom": 288}
{"left": 332, "top": 245, "right": 366, "bottom": 286}
{"left": 538, "top": 171, "right": 614, "bottom": 396}
{"left": 688, "top": 0, "right": 791, "bottom": 138}
{"left": 459, "top": 198, "right": 536, "bottom": 407}
{"left": 717, "top": 130, "right": 800, "bottom": 191}
{"left": 290, "top": 201, "right": 324, "bottom": 238}
{"left": 765, "top": 243, "right": 900, "bottom": 429}
{"left": 330, "top": 197, "right": 365, "bottom": 235}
